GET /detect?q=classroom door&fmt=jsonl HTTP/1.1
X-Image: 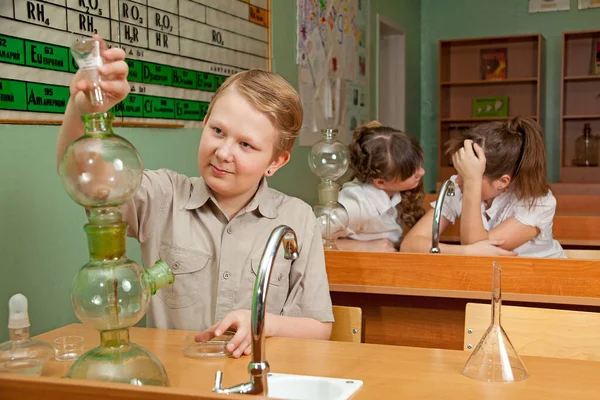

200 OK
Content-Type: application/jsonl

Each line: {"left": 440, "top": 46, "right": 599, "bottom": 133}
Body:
{"left": 377, "top": 15, "right": 406, "bottom": 131}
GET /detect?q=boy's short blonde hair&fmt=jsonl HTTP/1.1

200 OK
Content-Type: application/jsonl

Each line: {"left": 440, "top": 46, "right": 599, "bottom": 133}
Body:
{"left": 204, "top": 69, "right": 303, "bottom": 155}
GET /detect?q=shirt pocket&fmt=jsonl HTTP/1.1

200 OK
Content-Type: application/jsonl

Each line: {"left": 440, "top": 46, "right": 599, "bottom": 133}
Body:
{"left": 157, "top": 244, "right": 212, "bottom": 309}
{"left": 250, "top": 258, "right": 291, "bottom": 315}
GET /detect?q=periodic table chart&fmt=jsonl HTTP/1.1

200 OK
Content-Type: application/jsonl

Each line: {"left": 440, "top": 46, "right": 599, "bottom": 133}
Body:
{"left": 0, "top": 0, "right": 270, "bottom": 127}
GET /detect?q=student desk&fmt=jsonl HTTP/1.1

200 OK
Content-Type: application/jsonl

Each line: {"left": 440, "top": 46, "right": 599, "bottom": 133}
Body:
{"left": 325, "top": 251, "right": 600, "bottom": 349}
{"left": 1, "top": 323, "right": 599, "bottom": 399}
{"left": 424, "top": 193, "right": 600, "bottom": 248}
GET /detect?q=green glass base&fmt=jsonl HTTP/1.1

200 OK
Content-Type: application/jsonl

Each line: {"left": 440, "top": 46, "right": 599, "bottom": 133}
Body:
{"left": 66, "top": 342, "right": 169, "bottom": 386}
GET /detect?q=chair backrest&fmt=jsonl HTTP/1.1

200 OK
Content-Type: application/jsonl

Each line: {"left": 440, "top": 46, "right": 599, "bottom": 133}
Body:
{"left": 464, "top": 302, "right": 600, "bottom": 361}
{"left": 564, "top": 249, "right": 600, "bottom": 260}
{"left": 330, "top": 305, "right": 363, "bottom": 343}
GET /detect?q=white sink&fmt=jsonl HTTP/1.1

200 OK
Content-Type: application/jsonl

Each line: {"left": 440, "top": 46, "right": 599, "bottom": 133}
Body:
{"left": 266, "top": 373, "right": 363, "bottom": 400}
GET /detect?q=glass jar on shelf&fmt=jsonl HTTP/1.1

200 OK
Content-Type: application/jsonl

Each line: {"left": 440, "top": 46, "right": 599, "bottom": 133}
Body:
{"left": 572, "top": 123, "right": 599, "bottom": 167}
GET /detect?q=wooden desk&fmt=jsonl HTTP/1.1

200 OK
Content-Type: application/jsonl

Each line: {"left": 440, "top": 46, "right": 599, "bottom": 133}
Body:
{"left": 325, "top": 251, "right": 600, "bottom": 350}
{"left": 1, "top": 324, "right": 600, "bottom": 399}
{"left": 424, "top": 193, "right": 600, "bottom": 247}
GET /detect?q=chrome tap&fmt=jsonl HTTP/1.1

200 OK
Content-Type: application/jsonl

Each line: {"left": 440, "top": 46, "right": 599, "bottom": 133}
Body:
{"left": 430, "top": 179, "right": 455, "bottom": 253}
{"left": 212, "top": 225, "right": 299, "bottom": 395}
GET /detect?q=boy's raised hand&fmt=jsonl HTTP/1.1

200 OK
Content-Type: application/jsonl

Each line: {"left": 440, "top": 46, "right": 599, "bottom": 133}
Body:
{"left": 71, "top": 34, "right": 129, "bottom": 115}
{"left": 195, "top": 310, "right": 253, "bottom": 359}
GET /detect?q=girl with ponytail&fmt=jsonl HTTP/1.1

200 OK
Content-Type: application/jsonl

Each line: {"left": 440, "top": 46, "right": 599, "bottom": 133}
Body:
{"left": 401, "top": 117, "right": 565, "bottom": 258}
{"left": 336, "top": 121, "right": 426, "bottom": 252}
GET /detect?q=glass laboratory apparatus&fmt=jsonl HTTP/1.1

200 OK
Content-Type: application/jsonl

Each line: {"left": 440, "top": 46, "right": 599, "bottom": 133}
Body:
{"left": 572, "top": 123, "right": 599, "bottom": 167}
{"left": 57, "top": 38, "right": 175, "bottom": 386}
{"left": 308, "top": 128, "right": 350, "bottom": 250}
{"left": 462, "top": 262, "right": 528, "bottom": 382}
{"left": 0, "top": 294, "right": 53, "bottom": 376}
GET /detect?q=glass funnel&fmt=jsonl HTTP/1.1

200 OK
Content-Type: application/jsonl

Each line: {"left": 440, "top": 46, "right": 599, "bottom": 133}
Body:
{"left": 462, "top": 262, "right": 528, "bottom": 382}
{"left": 0, "top": 294, "right": 53, "bottom": 376}
{"left": 59, "top": 112, "right": 174, "bottom": 386}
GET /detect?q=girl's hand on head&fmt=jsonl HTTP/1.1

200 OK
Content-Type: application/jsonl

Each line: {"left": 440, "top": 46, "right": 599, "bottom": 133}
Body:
{"left": 464, "top": 239, "right": 517, "bottom": 257}
{"left": 71, "top": 35, "right": 130, "bottom": 115}
{"left": 452, "top": 139, "right": 486, "bottom": 183}
{"left": 194, "top": 310, "right": 252, "bottom": 359}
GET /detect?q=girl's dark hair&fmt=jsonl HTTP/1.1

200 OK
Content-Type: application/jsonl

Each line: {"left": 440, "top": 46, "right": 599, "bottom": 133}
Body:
{"left": 445, "top": 117, "right": 549, "bottom": 208}
{"left": 348, "top": 121, "right": 425, "bottom": 228}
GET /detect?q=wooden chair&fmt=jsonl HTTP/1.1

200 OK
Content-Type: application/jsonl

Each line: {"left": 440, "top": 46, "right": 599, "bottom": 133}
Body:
{"left": 330, "top": 305, "right": 363, "bottom": 343}
{"left": 564, "top": 249, "right": 600, "bottom": 260}
{"left": 464, "top": 302, "right": 600, "bottom": 361}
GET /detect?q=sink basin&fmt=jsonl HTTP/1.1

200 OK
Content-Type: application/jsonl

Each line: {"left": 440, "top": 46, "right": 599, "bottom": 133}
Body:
{"left": 266, "top": 373, "right": 363, "bottom": 400}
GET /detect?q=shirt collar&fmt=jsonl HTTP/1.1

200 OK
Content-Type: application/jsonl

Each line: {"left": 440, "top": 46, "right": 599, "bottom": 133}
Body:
{"left": 184, "top": 176, "right": 277, "bottom": 219}
{"left": 243, "top": 177, "right": 278, "bottom": 219}
{"left": 484, "top": 190, "right": 512, "bottom": 218}
{"left": 361, "top": 182, "right": 402, "bottom": 214}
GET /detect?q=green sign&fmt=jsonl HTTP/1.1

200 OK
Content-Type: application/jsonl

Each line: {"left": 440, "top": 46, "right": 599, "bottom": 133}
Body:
{"left": 199, "top": 102, "right": 209, "bottom": 120}
{"left": 144, "top": 96, "right": 175, "bottom": 119}
{"left": 127, "top": 59, "right": 143, "bottom": 83}
{"left": 26, "top": 82, "right": 69, "bottom": 113}
{"left": 172, "top": 67, "right": 196, "bottom": 90}
{"left": 0, "top": 35, "right": 25, "bottom": 66}
{"left": 197, "top": 72, "right": 217, "bottom": 92}
{"left": 119, "top": 94, "right": 144, "bottom": 117}
{"left": 215, "top": 75, "right": 227, "bottom": 90}
{"left": 25, "top": 41, "right": 69, "bottom": 72}
{"left": 68, "top": 51, "right": 79, "bottom": 73}
{"left": 175, "top": 99, "right": 202, "bottom": 120}
{"left": 143, "top": 63, "right": 172, "bottom": 86}
{"left": 0, "top": 79, "right": 27, "bottom": 110}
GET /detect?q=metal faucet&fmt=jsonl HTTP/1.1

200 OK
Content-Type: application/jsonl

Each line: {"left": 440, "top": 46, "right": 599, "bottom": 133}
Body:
{"left": 430, "top": 179, "right": 456, "bottom": 253}
{"left": 212, "top": 225, "right": 299, "bottom": 395}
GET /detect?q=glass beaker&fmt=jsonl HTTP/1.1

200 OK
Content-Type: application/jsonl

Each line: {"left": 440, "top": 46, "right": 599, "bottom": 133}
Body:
{"left": 462, "top": 262, "right": 528, "bottom": 382}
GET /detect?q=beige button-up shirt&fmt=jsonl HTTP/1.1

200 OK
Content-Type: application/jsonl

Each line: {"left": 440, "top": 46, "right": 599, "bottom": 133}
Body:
{"left": 121, "top": 169, "right": 334, "bottom": 330}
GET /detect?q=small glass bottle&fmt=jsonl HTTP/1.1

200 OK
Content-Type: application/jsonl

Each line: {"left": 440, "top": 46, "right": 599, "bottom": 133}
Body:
{"left": 0, "top": 294, "right": 53, "bottom": 376}
{"left": 71, "top": 38, "right": 105, "bottom": 106}
{"left": 572, "top": 123, "right": 599, "bottom": 167}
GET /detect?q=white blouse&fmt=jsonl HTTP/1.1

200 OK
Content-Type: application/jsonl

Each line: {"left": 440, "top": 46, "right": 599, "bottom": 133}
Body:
{"left": 337, "top": 180, "right": 404, "bottom": 246}
{"left": 431, "top": 175, "right": 566, "bottom": 258}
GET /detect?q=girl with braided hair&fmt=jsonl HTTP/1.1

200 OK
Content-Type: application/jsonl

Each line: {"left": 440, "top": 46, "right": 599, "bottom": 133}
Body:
{"left": 336, "top": 121, "right": 426, "bottom": 252}
{"left": 401, "top": 117, "right": 565, "bottom": 258}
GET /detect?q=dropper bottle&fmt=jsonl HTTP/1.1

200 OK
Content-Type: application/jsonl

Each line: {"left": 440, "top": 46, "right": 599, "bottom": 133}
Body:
{"left": 0, "top": 294, "right": 53, "bottom": 376}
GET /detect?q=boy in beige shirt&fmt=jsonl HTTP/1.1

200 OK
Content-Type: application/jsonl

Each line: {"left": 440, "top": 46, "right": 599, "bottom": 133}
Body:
{"left": 57, "top": 36, "right": 334, "bottom": 359}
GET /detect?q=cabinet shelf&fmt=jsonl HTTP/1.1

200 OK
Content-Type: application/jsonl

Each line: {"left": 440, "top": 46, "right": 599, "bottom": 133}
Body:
{"left": 440, "top": 77, "right": 537, "bottom": 86}
{"left": 564, "top": 75, "right": 600, "bottom": 81}
{"left": 437, "top": 34, "right": 543, "bottom": 183}
{"left": 560, "top": 29, "right": 600, "bottom": 184}
{"left": 562, "top": 114, "right": 600, "bottom": 120}
{"left": 441, "top": 116, "right": 537, "bottom": 123}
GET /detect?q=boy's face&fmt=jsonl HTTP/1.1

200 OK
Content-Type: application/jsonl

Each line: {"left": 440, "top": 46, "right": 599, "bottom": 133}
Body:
{"left": 198, "top": 89, "right": 290, "bottom": 203}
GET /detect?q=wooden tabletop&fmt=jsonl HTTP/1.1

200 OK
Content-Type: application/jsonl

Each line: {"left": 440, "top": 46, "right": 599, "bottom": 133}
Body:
{"left": 325, "top": 251, "right": 600, "bottom": 306}
{"left": 1, "top": 324, "right": 600, "bottom": 399}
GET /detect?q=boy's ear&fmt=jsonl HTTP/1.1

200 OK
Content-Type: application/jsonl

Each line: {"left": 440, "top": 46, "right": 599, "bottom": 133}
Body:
{"left": 202, "top": 115, "right": 207, "bottom": 127}
{"left": 265, "top": 151, "right": 291, "bottom": 176}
